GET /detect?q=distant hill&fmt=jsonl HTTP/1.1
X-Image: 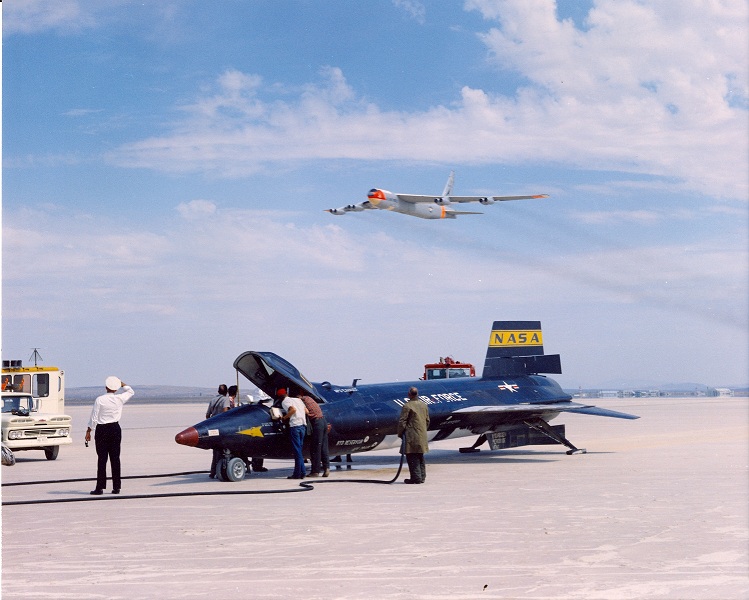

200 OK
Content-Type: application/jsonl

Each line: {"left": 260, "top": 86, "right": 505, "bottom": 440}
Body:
{"left": 65, "top": 385, "right": 259, "bottom": 405}
{"left": 589, "top": 380, "right": 748, "bottom": 392}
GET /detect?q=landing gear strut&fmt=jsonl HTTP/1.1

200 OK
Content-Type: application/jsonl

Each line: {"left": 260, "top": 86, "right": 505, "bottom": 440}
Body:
{"left": 524, "top": 419, "right": 587, "bottom": 454}
{"left": 459, "top": 434, "right": 487, "bottom": 453}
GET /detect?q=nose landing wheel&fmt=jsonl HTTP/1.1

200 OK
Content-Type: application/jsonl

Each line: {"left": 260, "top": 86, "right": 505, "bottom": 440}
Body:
{"left": 216, "top": 455, "right": 248, "bottom": 481}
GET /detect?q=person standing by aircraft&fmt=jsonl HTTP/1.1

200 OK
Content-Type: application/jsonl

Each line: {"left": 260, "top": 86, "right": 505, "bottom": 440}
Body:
{"left": 300, "top": 392, "right": 330, "bottom": 477}
{"left": 85, "top": 376, "right": 135, "bottom": 495}
{"left": 227, "top": 385, "right": 238, "bottom": 408}
{"left": 277, "top": 388, "right": 308, "bottom": 479}
{"left": 228, "top": 384, "right": 268, "bottom": 473}
{"left": 397, "top": 386, "right": 430, "bottom": 484}
{"left": 206, "top": 384, "right": 230, "bottom": 479}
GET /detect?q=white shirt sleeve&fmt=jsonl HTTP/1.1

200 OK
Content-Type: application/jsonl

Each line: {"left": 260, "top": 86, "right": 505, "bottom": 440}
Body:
{"left": 117, "top": 386, "right": 135, "bottom": 404}
{"left": 88, "top": 400, "right": 100, "bottom": 430}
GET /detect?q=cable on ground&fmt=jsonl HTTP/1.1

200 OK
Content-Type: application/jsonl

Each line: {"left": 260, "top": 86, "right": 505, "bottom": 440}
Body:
{"left": 2, "top": 454, "right": 406, "bottom": 506}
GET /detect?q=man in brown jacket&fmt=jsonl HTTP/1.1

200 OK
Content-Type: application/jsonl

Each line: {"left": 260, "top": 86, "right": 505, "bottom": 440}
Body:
{"left": 397, "top": 386, "right": 430, "bottom": 484}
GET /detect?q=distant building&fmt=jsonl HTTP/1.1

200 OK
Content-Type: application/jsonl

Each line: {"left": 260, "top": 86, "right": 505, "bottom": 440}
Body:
{"left": 711, "top": 388, "right": 734, "bottom": 397}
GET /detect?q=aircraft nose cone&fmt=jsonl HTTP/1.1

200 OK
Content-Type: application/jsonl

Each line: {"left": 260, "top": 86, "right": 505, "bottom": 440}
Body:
{"left": 175, "top": 426, "right": 199, "bottom": 447}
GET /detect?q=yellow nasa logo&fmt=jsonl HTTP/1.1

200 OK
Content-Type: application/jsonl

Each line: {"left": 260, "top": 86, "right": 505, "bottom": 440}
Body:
{"left": 489, "top": 330, "right": 543, "bottom": 347}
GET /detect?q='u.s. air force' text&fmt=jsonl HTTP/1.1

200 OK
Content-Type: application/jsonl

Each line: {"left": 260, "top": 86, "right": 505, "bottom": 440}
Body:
{"left": 392, "top": 392, "right": 468, "bottom": 408}
{"left": 489, "top": 330, "right": 543, "bottom": 347}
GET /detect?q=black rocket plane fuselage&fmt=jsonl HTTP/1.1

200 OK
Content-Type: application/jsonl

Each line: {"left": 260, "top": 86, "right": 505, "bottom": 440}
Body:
{"left": 175, "top": 321, "right": 638, "bottom": 468}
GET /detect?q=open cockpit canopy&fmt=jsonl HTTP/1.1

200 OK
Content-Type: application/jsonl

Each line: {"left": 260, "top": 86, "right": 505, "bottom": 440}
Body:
{"left": 233, "top": 351, "right": 323, "bottom": 402}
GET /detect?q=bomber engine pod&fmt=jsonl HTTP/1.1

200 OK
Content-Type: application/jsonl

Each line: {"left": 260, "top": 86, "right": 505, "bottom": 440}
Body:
{"left": 175, "top": 320, "right": 638, "bottom": 481}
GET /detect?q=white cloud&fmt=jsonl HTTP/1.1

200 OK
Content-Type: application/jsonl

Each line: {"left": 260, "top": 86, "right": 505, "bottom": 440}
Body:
{"left": 393, "top": 0, "right": 427, "bottom": 24}
{"left": 64, "top": 108, "right": 105, "bottom": 118}
{"left": 109, "top": 1, "right": 748, "bottom": 200}
{"left": 3, "top": 201, "right": 746, "bottom": 385}
{"left": 2, "top": 0, "right": 183, "bottom": 36}
{"left": 4, "top": 202, "right": 745, "bottom": 326}
{"left": 3, "top": 153, "right": 82, "bottom": 169}
{"left": 185, "top": 70, "right": 266, "bottom": 122}
{"left": 573, "top": 209, "right": 686, "bottom": 225}
{"left": 3, "top": 0, "right": 97, "bottom": 34}
{"left": 176, "top": 200, "right": 217, "bottom": 220}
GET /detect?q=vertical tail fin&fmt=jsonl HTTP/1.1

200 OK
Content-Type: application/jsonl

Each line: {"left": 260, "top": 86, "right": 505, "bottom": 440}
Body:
{"left": 482, "top": 321, "right": 562, "bottom": 379}
{"left": 442, "top": 171, "right": 455, "bottom": 197}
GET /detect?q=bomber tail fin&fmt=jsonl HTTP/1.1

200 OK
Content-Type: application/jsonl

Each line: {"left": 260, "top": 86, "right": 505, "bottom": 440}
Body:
{"left": 442, "top": 170, "right": 455, "bottom": 197}
{"left": 482, "top": 321, "right": 562, "bottom": 379}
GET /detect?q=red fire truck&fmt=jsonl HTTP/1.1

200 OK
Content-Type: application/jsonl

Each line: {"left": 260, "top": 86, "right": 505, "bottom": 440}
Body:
{"left": 422, "top": 356, "right": 476, "bottom": 381}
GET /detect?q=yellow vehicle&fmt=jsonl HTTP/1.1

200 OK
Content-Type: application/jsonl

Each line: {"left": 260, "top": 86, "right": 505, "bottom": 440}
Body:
{"left": 1, "top": 360, "right": 71, "bottom": 460}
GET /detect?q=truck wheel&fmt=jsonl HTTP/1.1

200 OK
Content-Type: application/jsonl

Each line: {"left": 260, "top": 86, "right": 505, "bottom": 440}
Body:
{"left": 2, "top": 445, "right": 16, "bottom": 466}
{"left": 44, "top": 446, "right": 60, "bottom": 460}
{"left": 226, "top": 457, "right": 246, "bottom": 482}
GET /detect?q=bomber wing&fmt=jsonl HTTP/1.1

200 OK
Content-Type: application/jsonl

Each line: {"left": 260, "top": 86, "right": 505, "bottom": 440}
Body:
{"left": 326, "top": 200, "right": 375, "bottom": 215}
{"left": 396, "top": 193, "right": 548, "bottom": 204}
{"left": 451, "top": 194, "right": 548, "bottom": 203}
{"left": 396, "top": 194, "right": 448, "bottom": 204}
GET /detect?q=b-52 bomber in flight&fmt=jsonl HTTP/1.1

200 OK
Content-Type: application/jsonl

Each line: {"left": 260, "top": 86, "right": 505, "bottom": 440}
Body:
{"left": 326, "top": 172, "right": 548, "bottom": 220}
{"left": 175, "top": 321, "right": 638, "bottom": 482}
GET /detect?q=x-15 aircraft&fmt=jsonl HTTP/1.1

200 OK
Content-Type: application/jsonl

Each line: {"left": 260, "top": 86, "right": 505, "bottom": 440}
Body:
{"left": 326, "top": 172, "right": 548, "bottom": 220}
{"left": 175, "top": 321, "right": 638, "bottom": 481}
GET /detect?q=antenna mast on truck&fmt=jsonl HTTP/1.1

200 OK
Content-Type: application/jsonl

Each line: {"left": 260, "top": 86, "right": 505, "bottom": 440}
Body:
{"left": 29, "top": 348, "right": 43, "bottom": 367}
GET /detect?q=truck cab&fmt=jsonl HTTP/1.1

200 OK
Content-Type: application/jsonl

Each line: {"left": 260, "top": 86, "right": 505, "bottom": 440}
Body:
{"left": 1, "top": 361, "right": 71, "bottom": 460}
{"left": 422, "top": 356, "right": 476, "bottom": 381}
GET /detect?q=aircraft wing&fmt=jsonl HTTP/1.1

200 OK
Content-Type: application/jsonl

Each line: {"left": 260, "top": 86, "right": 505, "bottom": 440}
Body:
{"left": 451, "top": 194, "right": 549, "bottom": 203}
{"left": 452, "top": 402, "right": 639, "bottom": 420}
{"left": 396, "top": 194, "right": 548, "bottom": 204}
{"left": 396, "top": 194, "right": 447, "bottom": 204}
{"left": 326, "top": 200, "right": 375, "bottom": 215}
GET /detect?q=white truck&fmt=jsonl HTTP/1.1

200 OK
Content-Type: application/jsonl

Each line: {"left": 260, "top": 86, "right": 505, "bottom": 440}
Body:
{"left": 1, "top": 361, "right": 72, "bottom": 460}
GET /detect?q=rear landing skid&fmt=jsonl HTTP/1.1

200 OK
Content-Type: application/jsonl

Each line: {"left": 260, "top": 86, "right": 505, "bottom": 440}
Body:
{"left": 459, "top": 434, "right": 487, "bottom": 453}
{"left": 524, "top": 419, "right": 587, "bottom": 455}
{"left": 458, "top": 421, "right": 587, "bottom": 455}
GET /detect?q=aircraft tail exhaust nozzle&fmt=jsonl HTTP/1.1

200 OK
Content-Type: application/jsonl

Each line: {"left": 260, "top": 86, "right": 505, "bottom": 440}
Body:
{"left": 175, "top": 426, "right": 199, "bottom": 447}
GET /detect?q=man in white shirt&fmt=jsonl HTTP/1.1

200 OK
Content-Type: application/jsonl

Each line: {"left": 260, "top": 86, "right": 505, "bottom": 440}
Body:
{"left": 277, "top": 388, "right": 308, "bottom": 479}
{"left": 85, "top": 376, "right": 135, "bottom": 495}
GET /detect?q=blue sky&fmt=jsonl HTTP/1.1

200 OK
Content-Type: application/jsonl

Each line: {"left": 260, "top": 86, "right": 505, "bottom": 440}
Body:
{"left": 2, "top": 0, "right": 747, "bottom": 390}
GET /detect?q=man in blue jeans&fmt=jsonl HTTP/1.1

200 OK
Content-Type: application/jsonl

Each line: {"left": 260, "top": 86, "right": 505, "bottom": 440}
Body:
{"left": 277, "top": 388, "right": 308, "bottom": 479}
